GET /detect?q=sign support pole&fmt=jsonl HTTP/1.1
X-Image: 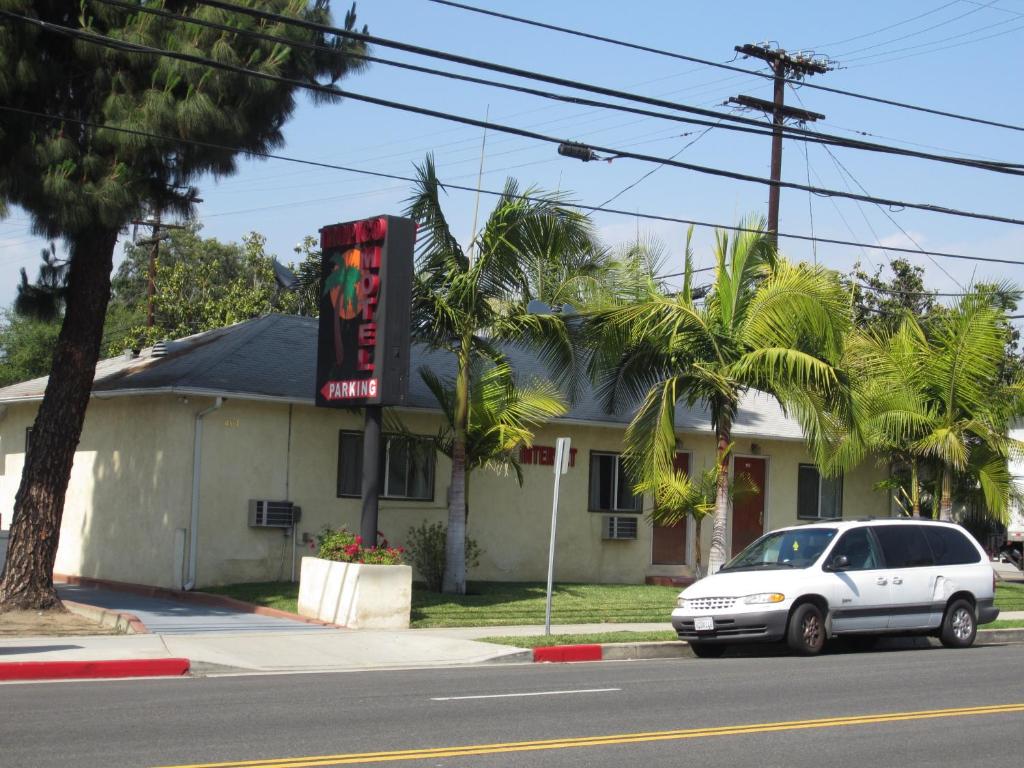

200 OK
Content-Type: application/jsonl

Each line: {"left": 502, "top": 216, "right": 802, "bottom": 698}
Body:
{"left": 360, "top": 405, "right": 383, "bottom": 545}
{"left": 544, "top": 437, "right": 571, "bottom": 636}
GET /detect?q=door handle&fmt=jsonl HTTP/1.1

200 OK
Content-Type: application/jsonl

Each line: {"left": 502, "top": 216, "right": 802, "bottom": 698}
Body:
{"left": 876, "top": 577, "right": 888, "bottom": 586}
{"left": 892, "top": 576, "right": 903, "bottom": 585}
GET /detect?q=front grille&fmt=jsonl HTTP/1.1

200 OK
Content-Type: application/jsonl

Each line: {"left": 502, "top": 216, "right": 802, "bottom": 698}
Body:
{"left": 685, "top": 596, "right": 736, "bottom": 611}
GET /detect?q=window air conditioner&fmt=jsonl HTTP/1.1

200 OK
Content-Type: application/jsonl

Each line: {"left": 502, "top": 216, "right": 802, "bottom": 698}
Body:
{"left": 602, "top": 515, "right": 638, "bottom": 541}
{"left": 248, "top": 500, "right": 301, "bottom": 529}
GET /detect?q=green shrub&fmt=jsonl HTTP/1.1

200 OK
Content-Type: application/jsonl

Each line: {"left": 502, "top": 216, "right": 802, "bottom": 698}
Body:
{"left": 406, "top": 521, "right": 482, "bottom": 592}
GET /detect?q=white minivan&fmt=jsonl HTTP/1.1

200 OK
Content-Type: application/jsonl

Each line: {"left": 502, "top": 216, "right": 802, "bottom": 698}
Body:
{"left": 671, "top": 519, "right": 999, "bottom": 657}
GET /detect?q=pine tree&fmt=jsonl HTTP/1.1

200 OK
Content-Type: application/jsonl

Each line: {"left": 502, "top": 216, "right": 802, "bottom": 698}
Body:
{"left": 0, "top": 0, "right": 368, "bottom": 609}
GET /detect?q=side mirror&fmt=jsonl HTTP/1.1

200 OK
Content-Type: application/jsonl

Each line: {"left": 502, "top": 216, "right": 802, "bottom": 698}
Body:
{"left": 827, "top": 554, "right": 850, "bottom": 572}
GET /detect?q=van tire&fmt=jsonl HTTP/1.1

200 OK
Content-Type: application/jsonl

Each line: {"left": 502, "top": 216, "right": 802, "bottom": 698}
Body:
{"left": 940, "top": 599, "right": 977, "bottom": 648}
{"left": 689, "top": 642, "right": 727, "bottom": 658}
{"left": 787, "top": 603, "right": 826, "bottom": 655}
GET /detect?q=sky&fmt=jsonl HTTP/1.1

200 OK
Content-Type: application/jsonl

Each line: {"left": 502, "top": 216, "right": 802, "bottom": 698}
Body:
{"left": 2, "top": 0, "right": 1024, "bottom": 313}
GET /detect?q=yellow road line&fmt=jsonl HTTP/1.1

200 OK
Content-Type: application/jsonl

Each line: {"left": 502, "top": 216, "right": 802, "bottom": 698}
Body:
{"left": 156, "top": 702, "right": 1024, "bottom": 768}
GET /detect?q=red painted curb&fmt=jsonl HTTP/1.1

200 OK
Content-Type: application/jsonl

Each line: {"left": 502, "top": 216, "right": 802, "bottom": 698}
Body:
{"left": 532, "top": 644, "right": 603, "bottom": 663}
{"left": 54, "top": 574, "right": 343, "bottom": 629}
{"left": 0, "top": 658, "right": 190, "bottom": 681}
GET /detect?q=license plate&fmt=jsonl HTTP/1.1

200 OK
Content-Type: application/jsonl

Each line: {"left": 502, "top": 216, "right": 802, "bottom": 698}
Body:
{"left": 694, "top": 616, "right": 715, "bottom": 632}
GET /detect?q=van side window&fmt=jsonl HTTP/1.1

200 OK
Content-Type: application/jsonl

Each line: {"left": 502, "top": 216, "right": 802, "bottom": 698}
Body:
{"left": 924, "top": 526, "right": 982, "bottom": 565}
{"left": 872, "top": 525, "right": 935, "bottom": 568}
{"left": 829, "top": 528, "right": 880, "bottom": 570}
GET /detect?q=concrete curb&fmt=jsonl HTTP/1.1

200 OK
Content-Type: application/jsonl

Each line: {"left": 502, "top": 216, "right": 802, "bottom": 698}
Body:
{"left": 62, "top": 599, "right": 149, "bottom": 635}
{"left": 0, "top": 658, "right": 190, "bottom": 682}
{"left": 528, "top": 629, "right": 1024, "bottom": 663}
{"left": 55, "top": 574, "right": 343, "bottom": 629}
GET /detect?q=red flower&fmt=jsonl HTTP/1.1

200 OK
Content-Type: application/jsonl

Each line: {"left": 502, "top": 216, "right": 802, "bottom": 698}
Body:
{"left": 354, "top": 535, "right": 363, "bottom": 545}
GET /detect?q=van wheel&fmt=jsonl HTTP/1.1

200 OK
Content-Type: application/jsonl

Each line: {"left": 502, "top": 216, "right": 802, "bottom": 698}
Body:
{"left": 940, "top": 599, "right": 977, "bottom": 648}
{"left": 689, "top": 642, "right": 727, "bottom": 658}
{"left": 787, "top": 603, "right": 826, "bottom": 655}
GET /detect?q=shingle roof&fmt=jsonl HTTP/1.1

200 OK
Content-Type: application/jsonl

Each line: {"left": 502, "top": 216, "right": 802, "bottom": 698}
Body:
{"left": 0, "top": 314, "right": 805, "bottom": 441}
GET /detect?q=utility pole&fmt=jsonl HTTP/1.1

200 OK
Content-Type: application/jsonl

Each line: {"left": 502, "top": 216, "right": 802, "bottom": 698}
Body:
{"left": 131, "top": 215, "right": 186, "bottom": 328}
{"left": 729, "top": 44, "right": 832, "bottom": 244}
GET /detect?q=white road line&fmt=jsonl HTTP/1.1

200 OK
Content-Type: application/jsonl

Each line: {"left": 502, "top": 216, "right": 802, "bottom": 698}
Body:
{"left": 431, "top": 687, "right": 621, "bottom": 701}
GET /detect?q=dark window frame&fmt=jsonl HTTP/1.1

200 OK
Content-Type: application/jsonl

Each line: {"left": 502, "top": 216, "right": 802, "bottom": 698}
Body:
{"left": 588, "top": 450, "right": 642, "bottom": 513}
{"left": 871, "top": 523, "right": 936, "bottom": 568}
{"left": 797, "top": 463, "right": 844, "bottom": 520}
{"left": 827, "top": 527, "right": 883, "bottom": 571}
{"left": 337, "top": 429, "right": 436, "bottom": 502}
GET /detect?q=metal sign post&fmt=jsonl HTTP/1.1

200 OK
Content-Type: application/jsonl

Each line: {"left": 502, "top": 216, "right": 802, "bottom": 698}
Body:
{"left": 544, "top": 437, "right": 571, "bottom": 636}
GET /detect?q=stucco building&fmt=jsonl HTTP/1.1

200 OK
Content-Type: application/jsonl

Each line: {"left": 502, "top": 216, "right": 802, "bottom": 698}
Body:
{"left": 0, "top": 314, "right": 891, "bottom": 589}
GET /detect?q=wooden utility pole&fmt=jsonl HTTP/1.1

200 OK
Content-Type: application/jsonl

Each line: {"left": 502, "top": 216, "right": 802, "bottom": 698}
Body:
{"left": 131, "top": 215, "right": 186, "bottom": 328}
{"left": 729, "top": 45, "right": 831, "bottom": 244}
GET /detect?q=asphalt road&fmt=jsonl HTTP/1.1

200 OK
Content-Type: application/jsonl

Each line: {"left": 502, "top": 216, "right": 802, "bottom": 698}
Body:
{"left": 3, "top": 643, "right": 1023, "bottom": 768}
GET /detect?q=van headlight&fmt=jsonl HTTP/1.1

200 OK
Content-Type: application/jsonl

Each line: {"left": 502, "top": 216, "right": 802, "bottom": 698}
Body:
{"left": 744, "top": 593, "right": 785, "bottom": 605}
{"left": 676, "top": 596, "right": 688, "bottom": 608}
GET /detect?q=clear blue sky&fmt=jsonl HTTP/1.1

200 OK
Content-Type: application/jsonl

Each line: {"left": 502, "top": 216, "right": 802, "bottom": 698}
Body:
{"left": 3, "top": 0, "right": 1023, "bottom": 309}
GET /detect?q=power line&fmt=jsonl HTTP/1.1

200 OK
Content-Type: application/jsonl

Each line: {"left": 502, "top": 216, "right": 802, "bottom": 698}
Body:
{"left": 844, "top": 11, "right": 1019, "bottom": 63}
{"left": 426, "top": 0, "right": 1024, "bottom": 134}
{"left": 847, "top": 18, "right": 1024, "bottom": 68}
{"left": 9, "top": 10, "right": 1024, "bottom": 230}
{"left": 809, "top": 2, "right": 962, "bottom": 49}
{"left": 835, "top": 0, "right": 1002, "bottom": 57}
{"left": 91, "top": 0, "right": 1024, "bottom": 178}
{"left": 5, "top": 103, "right": 1024, "bottom": 270}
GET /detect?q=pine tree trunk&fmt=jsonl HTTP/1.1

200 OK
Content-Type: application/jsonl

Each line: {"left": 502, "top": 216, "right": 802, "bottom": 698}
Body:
{"left": 442, "top": 341, "right": 471, "bottom": 595}
{"left": 707, "top": 425, "right": 731, "bottom": 575}
{"left": 0, "top": 228, "right": 118, "bottom": 611}
{"left": 939, "top": 465, "right": 954, "bottom": 521}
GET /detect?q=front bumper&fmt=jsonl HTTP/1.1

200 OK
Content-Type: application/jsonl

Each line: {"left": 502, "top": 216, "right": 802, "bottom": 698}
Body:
{"left": 977, "top": 598, "right": 1000, "bottom": 625}
{"left": 672, "top": 609, "right": 789, "bottom": 644}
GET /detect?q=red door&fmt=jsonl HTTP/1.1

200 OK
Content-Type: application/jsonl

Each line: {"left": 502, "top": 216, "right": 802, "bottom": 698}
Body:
{"left": 652, "top": 453, "right": 689, "bottom": 565}
{"left": 731, "top": 456, "right": 766, "bottom": 557}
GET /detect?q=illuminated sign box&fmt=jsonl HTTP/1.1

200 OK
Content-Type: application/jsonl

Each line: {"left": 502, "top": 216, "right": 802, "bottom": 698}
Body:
{"left": 315, "top": 215, "right": 415, "bottom": 408}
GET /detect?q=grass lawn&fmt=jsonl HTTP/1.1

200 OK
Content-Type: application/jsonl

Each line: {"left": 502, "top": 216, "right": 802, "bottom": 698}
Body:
{"left": 995, "top": 581, "right": 1024, "bottom": 611}
{"left": 987, "top": 619, "right": 1024, "bottom": 629}
{"left": 203, "top": 581, "right": 679, "bottom": 628}
{"left": 477, "top": 630, "right": 678, "bottom": 648}
{"left": 203, "top": 578, "right": 1024, "bottom": 630}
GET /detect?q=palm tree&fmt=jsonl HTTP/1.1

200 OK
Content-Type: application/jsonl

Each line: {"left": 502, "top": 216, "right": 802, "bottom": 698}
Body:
{"left": 407, "top": 155, "right": 596, "bottom": 594}
{"left": 839, "top": 296, "right": 1023, "bottom": 521}
{"left": 587, "top": 218, "right": 852, "bottom": 573}
{"left": 419, "top": 359, "right": 567, "bottom": 510}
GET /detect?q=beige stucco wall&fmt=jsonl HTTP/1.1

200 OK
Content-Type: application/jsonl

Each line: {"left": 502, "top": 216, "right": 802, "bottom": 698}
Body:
{"left": 0, "top": 395, "right": 892, "bottom": 589}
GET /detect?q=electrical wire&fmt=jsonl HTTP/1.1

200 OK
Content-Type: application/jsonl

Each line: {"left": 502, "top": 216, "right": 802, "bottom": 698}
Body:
{"left": 809, "top": 2, "right": 962, "bottom": 49}
{"left": 425, "top": 0, "right": 1024, "bottom": 133}
{"left": 91, "top": 0, "right": 1024, "bottom": 178}
{"left": 4, "top": 103, "right": 1023, "bottom": 270}
{"left": 7, "top": 10, "right": 1024, "bottom": 229}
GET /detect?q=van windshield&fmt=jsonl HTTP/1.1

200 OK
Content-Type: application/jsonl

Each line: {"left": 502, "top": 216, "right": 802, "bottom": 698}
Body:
{"left": 720, "top": 528, "right": 838, "bottom": 571}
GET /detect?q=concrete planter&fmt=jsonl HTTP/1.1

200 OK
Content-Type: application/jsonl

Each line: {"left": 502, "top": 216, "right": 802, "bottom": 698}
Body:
{"left": 297, "top": 556, "right": 412, "bottom": 629}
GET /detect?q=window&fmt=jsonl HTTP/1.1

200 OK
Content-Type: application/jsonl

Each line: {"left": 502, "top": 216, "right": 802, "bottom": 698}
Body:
{"left": 828, "top": 528, "right": 881, "bottom": 571}
{"left": 588, "top": 452, "right": 641, "bottom": 512}
{"left": 872, "top": 524, "right": 935, "bottom": 568}
{"left": 721, "top": 527, "right": 838, "bottom": 571}
{"left": 923, "top": 526, "right": 982, "bottom": 566}
{"left": 25, "top": 427, "right": 33, "bottom": 455}
{"left": 337, "top": 431, "right": 435, "bottom": 501}
{"left": 797, "top": 464, "right": 843, "bottom": 520}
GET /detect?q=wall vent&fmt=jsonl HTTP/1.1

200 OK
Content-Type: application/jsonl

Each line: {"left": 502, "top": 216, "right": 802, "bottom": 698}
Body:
{"left": 602, "top": 515, "right": 638, "bottom": 541}
{"left": 248, "top": 500, "right": 301, "bottom": 528}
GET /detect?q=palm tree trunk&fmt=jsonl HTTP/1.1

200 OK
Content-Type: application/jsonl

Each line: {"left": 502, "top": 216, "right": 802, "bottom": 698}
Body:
{"left": 707, "top": 425, "right": 731, "bottom": 574}
{"left": 0, "top": 227, "right": 118, "bottom": 610}
{"left": 910, "top": 457, "right": 921, "bottom": 518}
{"left": 939, "top": 465, "right": 954, "bottom": 521}
{"left": 442, "top": 340, "right": 471, "bottom": 595}
{"left": 693, "top": 516, "right": 704, "bottom": 579}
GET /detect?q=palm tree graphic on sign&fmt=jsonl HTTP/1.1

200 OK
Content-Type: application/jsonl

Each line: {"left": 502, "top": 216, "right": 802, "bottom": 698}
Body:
{"left": 323, "top": 248, "right": 364, "bottom": 367}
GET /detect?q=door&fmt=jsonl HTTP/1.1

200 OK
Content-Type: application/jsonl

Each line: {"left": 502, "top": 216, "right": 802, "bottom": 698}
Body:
{"left": 732, "top": 456, "right": 766, "bottom": 557}
{"left": 871, "top": 524, "right": 938, "bottom": 630}
{"left": 826, "top": 527, "right": 892, "bottom": 634}
{"left": 652, "top": 453, "right": 689, "bottom": 565}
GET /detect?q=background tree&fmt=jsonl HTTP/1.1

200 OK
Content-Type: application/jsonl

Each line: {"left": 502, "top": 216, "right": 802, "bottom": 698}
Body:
{"left": 0, "top": 0, "right": 368, "bottom": 610}
{"left": 587, "top": 218, "right": 852, "bottom": 574}
{"left": 407, "top": 155, "right": 596, "bottom": 594}
{"left": 0, "top": 243, "right": 68, "bottom": 386}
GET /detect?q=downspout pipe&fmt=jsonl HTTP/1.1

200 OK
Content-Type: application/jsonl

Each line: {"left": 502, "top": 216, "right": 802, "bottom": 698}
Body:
{"left": 184, "top": 397, "right": 223, "bottom": 590}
